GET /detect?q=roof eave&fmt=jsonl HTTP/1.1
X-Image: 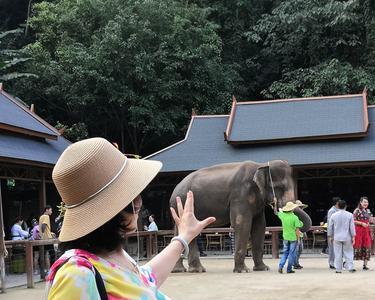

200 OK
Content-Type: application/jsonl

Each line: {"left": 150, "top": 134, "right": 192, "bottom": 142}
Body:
{"left": 0, "top": 156, "right": 54, "bottom": 168}
{"left": 226, "top": 131, "right": 369, "bottom": 145}
{"left": 0, "top": 88, "right": 60, "bottom": 138}
{"left": 0, "top": 123, "right": 58, "bottom": 140}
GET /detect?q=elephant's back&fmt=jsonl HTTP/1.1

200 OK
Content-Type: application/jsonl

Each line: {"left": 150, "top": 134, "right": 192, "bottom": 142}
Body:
{"left": 169, "top": 161, "right": 258, "bottom": 221}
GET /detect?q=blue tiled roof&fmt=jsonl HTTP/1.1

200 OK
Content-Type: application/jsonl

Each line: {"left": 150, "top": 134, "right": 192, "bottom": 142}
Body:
{"left": 0, "top": 132, "right": 70, "bottom": 165}
{"left": 0, "top": 88, "right": 70, "bottom": 165}
{"left": 227, "top": 94, "right": 367, "bottom": 143}
{"left": 146, "top": 107, "right": 375, "bottom": 172}
{"left": 0, "top": 91, "right": 57, "bottom": 138}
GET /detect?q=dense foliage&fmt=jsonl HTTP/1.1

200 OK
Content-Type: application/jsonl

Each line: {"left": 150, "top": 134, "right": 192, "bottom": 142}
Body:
{"left": 1, "top": 0, "right": 375, "bottom": 154}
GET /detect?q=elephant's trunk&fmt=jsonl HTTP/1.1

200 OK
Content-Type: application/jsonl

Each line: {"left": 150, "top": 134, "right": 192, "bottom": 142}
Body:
{"left": 293, "top": 207, "right": 312, "bottom": 232}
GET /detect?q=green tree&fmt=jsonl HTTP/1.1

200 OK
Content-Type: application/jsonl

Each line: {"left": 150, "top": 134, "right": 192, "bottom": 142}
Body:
{"left": 244, "top": 0, "right": 375, "bottom": 102}
{"left": 264, "top": 59, "right": 375, "bottom": 101}
{"left": 0, "top": 29, "right": 36, "bottom": 81}
{"left": 14, "top": 0, "right": 237, "bottom": 153}
{"left": 188, "top": 0, "right": 277, "bottom": 98}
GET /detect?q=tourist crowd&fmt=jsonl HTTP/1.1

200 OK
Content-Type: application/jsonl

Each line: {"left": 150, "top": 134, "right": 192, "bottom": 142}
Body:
{"left": 274, "top": 195, "right": 373, "bottom": 274}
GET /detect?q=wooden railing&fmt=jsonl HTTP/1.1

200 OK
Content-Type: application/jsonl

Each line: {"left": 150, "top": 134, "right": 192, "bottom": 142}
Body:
{"left": 3, "top": 239, "right": 59, "bottom": 289}
{"left": 3, "top": 225, "right": 370, "bottom": 291}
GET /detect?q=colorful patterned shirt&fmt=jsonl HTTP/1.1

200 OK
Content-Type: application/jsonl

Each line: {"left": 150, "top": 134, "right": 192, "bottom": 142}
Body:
{"left": 353, "top": 208, "right": 372, "bottom": 222}
{"left": 45, "top": 249, "right": 170, "bottom": 300}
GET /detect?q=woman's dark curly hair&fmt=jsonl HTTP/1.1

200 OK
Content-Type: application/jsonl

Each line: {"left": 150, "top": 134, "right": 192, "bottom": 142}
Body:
{"left": 60, "top": 207, "right": 131, "bottom": 253}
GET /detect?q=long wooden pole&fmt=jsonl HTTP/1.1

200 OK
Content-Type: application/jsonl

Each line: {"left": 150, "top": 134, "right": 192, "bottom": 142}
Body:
{"left": 0, "top": 180, "right": 6, "bottom": 293}
{"left": 39, "top": 170, "right": 46, "bottom": 212}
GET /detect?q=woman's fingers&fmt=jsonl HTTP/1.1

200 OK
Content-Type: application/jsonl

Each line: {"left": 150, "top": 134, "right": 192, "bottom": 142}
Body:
{"left": 176, "top": 196, "right": 184, "bottom": 217}
{"left": 200, "top": 217, "right": 216, "bottom": 230}
{"left": 184, "top": 191, "right": 194, "bottom": 213}
{"left": 170, "top": 207, "right": 180, "bottom": 225}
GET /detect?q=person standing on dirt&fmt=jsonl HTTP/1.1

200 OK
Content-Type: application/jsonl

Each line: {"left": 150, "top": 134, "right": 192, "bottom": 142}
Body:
{"left": 328, "top": 200, "right": 356, "bottom": 273}
{"left": 274, "top": 199, "right": 303, "bottom": 274}
{"left": 327, "top": 197, "right": 340, "bottom": 269}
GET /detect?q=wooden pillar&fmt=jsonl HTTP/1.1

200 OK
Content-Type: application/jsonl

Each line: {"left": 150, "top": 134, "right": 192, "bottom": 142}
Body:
{"left": 271, "top": 231, "right": 279, "bottom": 259}
{"left": 293, "top": 168, "right": 299, "bottom": 199}
{"left": 0, "top": 180, "right": 6, "bottom": 293}
{"left": 25, "top": 242, "right": 34, "bottom": 288}
{"left": 152, "top": 232, "right": 158, "bottom": 256}
{"left": 39, "top": 170, "right": 46, "bottom": 213}
{"left": 39, "top": 246, "right": 46, "bottom": 280}
{"left": 146, "top": 233, "right": 152, "bottom": 259}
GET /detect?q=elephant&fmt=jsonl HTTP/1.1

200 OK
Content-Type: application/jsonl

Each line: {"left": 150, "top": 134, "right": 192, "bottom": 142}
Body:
{"left": 169, "top": 160, "right": 312, "bottom": 273}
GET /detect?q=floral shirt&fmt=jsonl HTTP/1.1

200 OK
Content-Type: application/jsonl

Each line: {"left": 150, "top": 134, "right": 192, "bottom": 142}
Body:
{"left": 45, "top": 249, "right": 170, "bottom": 300}
{"left": 353, "top": 208, "right": 372, "bottom": 222}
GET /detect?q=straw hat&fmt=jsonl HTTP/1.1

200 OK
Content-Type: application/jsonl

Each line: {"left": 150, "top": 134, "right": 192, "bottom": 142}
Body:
{"left": 52, "top": 137, "right": 162, "bottom": 242}
{"left": 295, "top": 200, "right": 308, "bottom": 209}
{"left": 282, "top": 201, "right": 299, "bottom": 212}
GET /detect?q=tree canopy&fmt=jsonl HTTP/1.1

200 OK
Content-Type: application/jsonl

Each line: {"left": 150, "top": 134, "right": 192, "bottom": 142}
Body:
{"left": 12, "top": 0, "right": 237, "bottom": 152}
{"left": 2, "top": 0, "right": 375, "bottom": 154}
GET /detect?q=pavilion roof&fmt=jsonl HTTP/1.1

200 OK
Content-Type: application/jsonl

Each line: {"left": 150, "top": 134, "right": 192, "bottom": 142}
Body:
{"left": 0, "top": 85, "right": 70, "bottom": 166}
{"left": 225, "top": 93, "right": 368, "bottom": 144}
{"left": 146, "top": 96, "right": 375, "bottom": 173}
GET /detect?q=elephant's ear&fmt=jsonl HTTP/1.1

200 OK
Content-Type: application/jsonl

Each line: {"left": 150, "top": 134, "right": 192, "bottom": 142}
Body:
{"left": 253, "top": 163, "right": 270, "bottom": 202}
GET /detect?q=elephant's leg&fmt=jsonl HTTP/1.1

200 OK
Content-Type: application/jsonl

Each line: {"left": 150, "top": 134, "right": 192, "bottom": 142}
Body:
{"left": 172, "top": 257, "right": 187, "bottom": 273}
{"left": 231, "top": 216, "right": 252, "bottom": 273}
{"left": 251, "top": 212, "right": 269, "bottom": 271}
{"left": 188, "top": 237, "right": 206, "bottom": 273}
{"left": 171, "top": 226, "right": 187, "bottom": 273}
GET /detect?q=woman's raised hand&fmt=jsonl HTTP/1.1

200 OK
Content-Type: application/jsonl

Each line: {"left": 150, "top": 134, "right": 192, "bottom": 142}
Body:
{"left": 170, "top": 191, "right": 216, "bottom": 244}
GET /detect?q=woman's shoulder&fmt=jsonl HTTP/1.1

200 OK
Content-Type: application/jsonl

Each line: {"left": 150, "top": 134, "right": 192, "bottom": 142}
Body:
{"left": 48, "top": 250, "right": 98, "bottom": 281}
{"left": 47, "top": 251, "right": 100, "bottom": 299}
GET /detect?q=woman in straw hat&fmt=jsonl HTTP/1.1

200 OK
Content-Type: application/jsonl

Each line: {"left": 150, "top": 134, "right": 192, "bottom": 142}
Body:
{"left": 46, "top": 138, "right": 215, "bottom": 299}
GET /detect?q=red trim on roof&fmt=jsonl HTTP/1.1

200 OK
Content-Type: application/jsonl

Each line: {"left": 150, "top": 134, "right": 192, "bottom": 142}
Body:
{"left": 224, "top": 96, "right": 237, "bottom": 141}
{"left": 145, "top": 115, "right": 229, "bottom": 160}
{"left": 362, "top": 89, "right": 369, "bottom": 132}
{"left": 237, "top": 93, "right": 364, "bottom": 105}
{"left": 0, "top": 89, "right": 60, "bottom": 139}
{"left": 193, "top": 115, "right": 228, "bottom": 119}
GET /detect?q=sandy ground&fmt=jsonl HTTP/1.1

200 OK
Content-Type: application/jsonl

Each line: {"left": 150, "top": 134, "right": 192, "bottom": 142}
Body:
{"left": 1, "top": 256, "right": 373, "bottom": 300}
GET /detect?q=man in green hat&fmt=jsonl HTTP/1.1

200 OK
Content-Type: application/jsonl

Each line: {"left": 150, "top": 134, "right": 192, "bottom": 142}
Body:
{"left": 274, "top": 198, "right": 303, "bottom": 274}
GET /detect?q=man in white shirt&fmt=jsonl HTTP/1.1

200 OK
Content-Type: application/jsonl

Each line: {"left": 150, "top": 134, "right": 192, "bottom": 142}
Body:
{"left": 328, "top": 200, "right": 356, "bottom": 273}
{"left": 327, "top": 197, "right": 340, "bottom": 268}
{"left": 11, "top": 217, "right": 29, "bottom": 240}
{"left": 144, "top": 215, "right": 158, "bottom": 231}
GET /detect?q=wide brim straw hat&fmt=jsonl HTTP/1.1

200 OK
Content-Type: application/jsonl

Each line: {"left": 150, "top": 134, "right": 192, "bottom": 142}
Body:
{"left": 52, "top": 137, "right": 162, "bottom": 242}
{"left": 282, "top": 201, "right": 299, "bottom": 212}
{"left": 295, "top": 200, "right": 308, "bottom": 209}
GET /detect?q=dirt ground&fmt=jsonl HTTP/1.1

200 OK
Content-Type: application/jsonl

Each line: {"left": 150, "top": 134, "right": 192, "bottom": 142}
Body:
{"left": 1, "top": 256, "right": 373, "bottom": 300}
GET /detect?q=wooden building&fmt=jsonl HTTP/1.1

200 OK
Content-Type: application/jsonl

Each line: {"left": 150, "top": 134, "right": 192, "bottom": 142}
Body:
{"left": 146, "top": 91, "right": 375, "bottom": 227}
{"left": 0, "top": 84, "right": 70, "bottom": 242}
